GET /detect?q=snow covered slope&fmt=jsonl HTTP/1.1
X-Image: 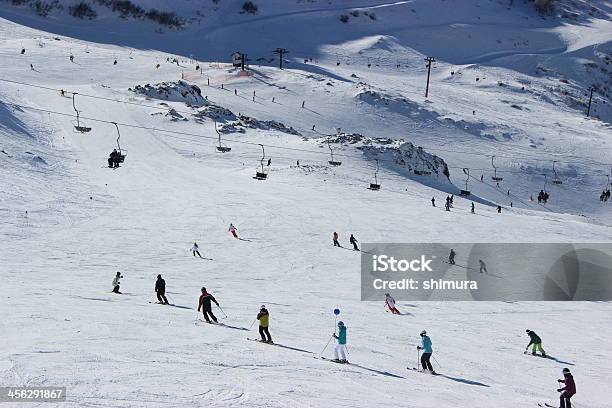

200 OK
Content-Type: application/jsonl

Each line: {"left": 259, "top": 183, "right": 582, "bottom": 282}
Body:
{"left": 1, "top": 1, "right": 612, "bottom": 407}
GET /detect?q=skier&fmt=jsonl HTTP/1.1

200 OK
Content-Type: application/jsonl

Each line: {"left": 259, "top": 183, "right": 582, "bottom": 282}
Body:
{"left": 267, "top": 158, "right": 272, "bottom": 167}
{"left": 197, "top": 287, "right": 219, "bottom": 323}
{"left": 333, "top": 231, "right": 340, "bottom": 247}
{"left": 448, "top": 249, "right": 456, "bottom": 265}
{"left": 21, "top": 48, "right": 25, "bottom": 54}
{"left": 332, "top": 321, "right": 348, "bottom": 363}
{"left": 497, "top": 205, "right": 502, "bottom": 213}
{"left": 557, "top": 368, "right": 576, "bottom": 408}
{"left": 525, "top": 329, "right": 546, "bottom": 357}
{"left": 112, "top": 272, "right": 123, "bottom": 294}
{"left": 229, "top": 223, "right": 238, "bottom": 239}
{"left": 191, "top": 242, "right": 203, "bottom": 258}
{"left": 480, "top": 174, "right": 484, "bottom": 182}
{"left": 417, "top": 330, "right": 435, "bottom": 374}
{"left": 445, "top": 201, "right": 450, "bottom": 212}
{"left": 384, "top": 293, "right": 400, "bottom": 314}
{"left": 257, "top": 305, "right": 273, "bottom": 343}
{"left": 471, "top": 202, "right": 475, "bottom": 214}
{"left": 155, "top": 274, "right": 169, "bottom": 304}
{"left": 478, "top": 259, "right": 488, "bottom": 274}
{"left": 431, "top": 197, "right": 435, "bottom": 207}
{"left": 69, "top": 55, "right": 74, "bottom": 63}
{"left": 349, "top": 234, "right": 359, "bottom": 251}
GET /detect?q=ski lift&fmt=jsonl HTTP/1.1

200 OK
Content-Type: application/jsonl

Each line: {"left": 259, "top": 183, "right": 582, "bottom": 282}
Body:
{"left": 253, "top": 144, "right": 267, "bottom": 180}
{"left": 72, "top": 93, "right": 92, "bottom": 133}
{"left": 460, "top": 168, "right": 471, "bottom": 196}
{"left": 215, "top": 120, "right": 231, "bottom": 153}
{"left": 551, "top": 161, "right": 562, "bottom": 185}
{"left": 368, "top": 159, "right": 381, "bottom": 191}
{"left": 327, "top": 139, "right": 341, "bottom": 166}
{"left": 111, "top": 122, "right": 126, "bottom": 164}
{"left": 491, "top": 155, "right": 503, "bottom": 181}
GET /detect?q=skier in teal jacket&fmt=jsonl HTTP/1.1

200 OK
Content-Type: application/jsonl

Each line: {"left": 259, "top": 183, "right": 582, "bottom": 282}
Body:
{"left": 417, "top": 330, "right": 436, "bottom": 374}
{"left": 333, "top": 321, "right": 348, "bottom": 364}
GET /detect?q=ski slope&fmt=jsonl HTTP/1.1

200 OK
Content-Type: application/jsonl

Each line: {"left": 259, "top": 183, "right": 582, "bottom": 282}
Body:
{"left": 1, "top": 1, "right": 612, "bottom": 407}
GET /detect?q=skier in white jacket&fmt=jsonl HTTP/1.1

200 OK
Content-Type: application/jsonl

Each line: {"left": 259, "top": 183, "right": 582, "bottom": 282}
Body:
{"left": 112, "top": 272, "right": 123, "bottom": 294}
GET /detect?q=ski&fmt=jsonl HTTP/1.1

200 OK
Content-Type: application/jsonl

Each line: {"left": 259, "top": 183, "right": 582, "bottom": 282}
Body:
{"left": 407, "top": 367, "right": 440, "bottom": 375}
{"left": 537, "top": 403, "right": 556, "bottom": 408}
{"left": 246, "top": 337, "right": 275, "bottom": 345}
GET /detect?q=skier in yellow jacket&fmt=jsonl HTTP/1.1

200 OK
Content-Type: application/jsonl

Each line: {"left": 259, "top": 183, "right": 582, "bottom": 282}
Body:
{"left": 257, "top": 305, "right": 273, "bottom": 344}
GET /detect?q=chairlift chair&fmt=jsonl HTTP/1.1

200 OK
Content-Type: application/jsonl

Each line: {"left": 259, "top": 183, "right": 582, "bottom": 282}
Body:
{"left": 111, "top": 122, "right": 126, "bottom": 165}
{"left": 491, "top": 155, "right": 503, "bottom": 182}
{"left": 551, "top": 161, "right": 562, "bottom": 185}
{"left": 460, "top": 168, "right": 471, "bottom": 196}
{"left": 253, "top": 144, "right": 267, "bottom": 180}
{"left": 72, "top": 93, "right": 92, "bottom": 133}
{"left": 368, "top": 159, "right": 381, "bottom": 191}
{"left": 214, "top": 120, "right": 231, "bottom": 153}
{"left": 327, "top": 139, "right": 342, "bottom": 166}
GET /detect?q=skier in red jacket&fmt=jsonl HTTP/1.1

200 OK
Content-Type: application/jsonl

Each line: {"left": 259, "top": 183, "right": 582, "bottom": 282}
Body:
{"left": 557, "top": 368, "right": 576, "bottom": 408}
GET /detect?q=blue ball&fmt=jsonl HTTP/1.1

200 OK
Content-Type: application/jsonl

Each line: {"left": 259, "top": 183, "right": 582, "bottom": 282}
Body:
{"left": 333, "top": 308, "right": 340, "bottom": 315}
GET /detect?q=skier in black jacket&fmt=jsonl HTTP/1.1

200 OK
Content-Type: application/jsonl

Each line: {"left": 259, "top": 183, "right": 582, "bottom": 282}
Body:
{"left": 197, "top": 287, "right": 219, "bottom": 323}
{"left": 155, "top": 275, "right": 169, "bottom": 304}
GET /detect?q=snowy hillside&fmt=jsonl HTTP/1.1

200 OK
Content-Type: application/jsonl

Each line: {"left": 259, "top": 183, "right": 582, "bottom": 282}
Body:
{"left": 1, "top": 0, "right": 612, "bottom": 407}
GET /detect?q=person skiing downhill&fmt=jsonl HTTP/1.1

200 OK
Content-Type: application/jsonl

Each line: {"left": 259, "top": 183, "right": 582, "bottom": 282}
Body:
{"left": 155, "top": 275, "right": 169, "bottom": 304}
{"left": 525, "top": 329, "right": 546, "bottom": 357}
{"left": 229, "top": 223, "right": 238, "bottom": 239}
{"left": 257, "top": 305, "right": 273, "bottom": 343}
{"left": 191, "top": 242, "right": 203, "bottom": 258}
{"left": 448, "top": 249, "right": 456, "bottom": 265}
{"left": 349, "top": 234, "right": 359, "bottom": 251}
{"left": 471, "top": 202, "right": 475, "bottom": 214}
{"left": 333, "top": 232, "right": 340, "bottom": 247}
{"left": 197, "top": 287, "right": 220, "bottom": 323}
{"left": 112, "top": 272, "right": 123, "bottom": 294}
{"left": 431, "top": 197, "right": 435, "bottom": 207}
{"left": 332, "top": 321, "right": 348, "bottom": 363}
{"left": 557, "top": 368, "right": 576, "bottom": 408}
{"left": 385, "top": 293, "right": 401, "bottom": 314}
{"left": 478, "top": 259, "right": 488, "bottom": 274}
{"left": 417, "top": 330, "right": 436, "bottom": 374}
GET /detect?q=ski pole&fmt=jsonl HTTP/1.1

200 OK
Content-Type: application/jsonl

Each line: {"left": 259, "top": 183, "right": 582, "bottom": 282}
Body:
{"left": 217, "top": 304, "right": 228, "bottom": 318}
{"left": 432, "top": 354, "right": 441, "bottom": 368}
{"left": 417, "top": 348, "right": 420, "bottom": 370}
{"left": 319, "top": 334, "right": 334, "bottom": 356}
{"left": 248, "top": 318, "right": 257, "bottom": 330}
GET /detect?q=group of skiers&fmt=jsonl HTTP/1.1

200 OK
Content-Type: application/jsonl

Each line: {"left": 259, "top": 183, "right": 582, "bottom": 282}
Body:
{"left": 107, "top": 149, "right": 123, "bottom": 168}
{"left": 333, "top": 232, "right": 360, "bottom": 251}
{"left": 537, "top": 189, "right": 550, "bottom": 204}
{"left": 600, "top": 189, "right": 611, "bottom": 202}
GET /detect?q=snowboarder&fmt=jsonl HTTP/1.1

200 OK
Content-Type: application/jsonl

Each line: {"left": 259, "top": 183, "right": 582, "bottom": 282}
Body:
{"left": 525, "top": 329, "right": 546, "bottom": 357}
{"left": 431, "top": 197, "right": 435, "bottom": 207}
{"left": 332, "top": 321, "right": 348, "bottom": 363}
{"left": 478, "top": 259, "right": 488, "bottom": 274}
{"left": 349, "top": 234, "right": 359, "bottom": 251}
{"left": 471, "top": 202, "right": 475, "bottom": 214}
{"left": 257, "top": 305, "right": 273, "bottom": 343}
{"left": 385, "top": 293, "right": 400, "bottom": 314}
{"left": 191, "top": 242, "right": 203, "bottom": 258}
{"left": 333, "top": 231, "right": 340, "bottom": 247}
{"left": 448, "top": 249, "right": 456, "bottom": 265}
{"left": 557, "top": 367, "right": 576, "bottom": 408}
{"left": 229, "top": 223, "right": 238, "bottom": 239}
{"left": 417, "top": 330, "right": 435, "bottom": 374}
{"left": 155, "top": 274, "right": 169, "bottom": 304}
{"left": 112, "top": 272, "right": 123, "bottom": 294}
{"left": 497, "top": 205, "right": 502, "bottom": 213}
{"left": 197, "top": 287, "right": 219, "bottom": 323}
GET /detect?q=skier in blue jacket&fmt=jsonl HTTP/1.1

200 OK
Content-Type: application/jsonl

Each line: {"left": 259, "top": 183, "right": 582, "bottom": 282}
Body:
{"left": 417, "top": 330, "right": 436, "bottom": 374}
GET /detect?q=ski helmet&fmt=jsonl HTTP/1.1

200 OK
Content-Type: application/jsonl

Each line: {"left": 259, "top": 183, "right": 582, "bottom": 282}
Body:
{"left": 157, "top": 274, "right": 161, "bottom": 279}
{"left": 338, "top": 321, "right": 344, "bottom": 327}
{"left": 201, "top": 287, "right": 206, "bottom": 292}
{"left": 563, "top": 368, "right": 570, "bottom": 374}
{"left": 260, "top": 305, "right": 266, "bottom": 310}
{"left": 420, "top": 330, "right": 427, "bottom": 336}
{"left": 385, "top": 293, "right": 390, "bottom": 297}
{"left": 526, "top": 329, "right": 531, "bottom": 333}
